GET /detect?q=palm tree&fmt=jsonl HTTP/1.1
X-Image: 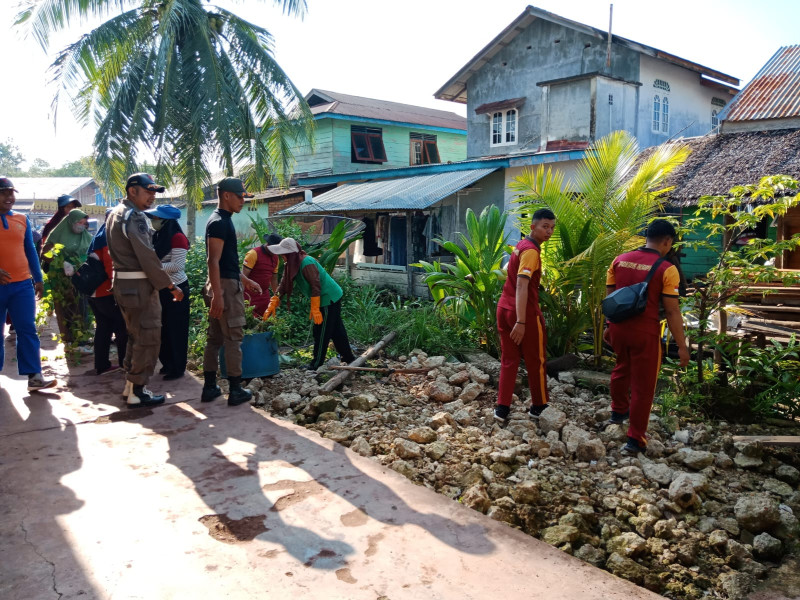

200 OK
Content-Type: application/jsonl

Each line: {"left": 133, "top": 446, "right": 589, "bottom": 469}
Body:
{"left": 15, "top": 0, "right": 314, "bottom": 238}
{"left": 510, "top": 131, "right": 690, "bottom": 363}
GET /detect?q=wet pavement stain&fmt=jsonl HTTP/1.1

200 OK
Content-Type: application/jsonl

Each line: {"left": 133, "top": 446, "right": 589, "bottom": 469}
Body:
{"left": 262, "top": 479, "right": 324, "bottom": 511}
{"left": 198, "top": 514, "right": 268, "bottom": 543}
{"left": 335, "top": 567, "right": 357, "bottom": 584}
{"left": 365, "top": 533, "right": 384, "bottom": 557}
{"left": 340, "top": 508, "right": 369, "bottom": 527}
{"left": 303, "top": 548, "right": 337, "bottom": 567}
{"left": 94, "top": 409, "right": 153, "bottom": 423}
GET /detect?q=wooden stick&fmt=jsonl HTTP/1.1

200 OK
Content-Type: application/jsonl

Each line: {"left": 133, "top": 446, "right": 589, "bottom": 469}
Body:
{"left": 732, "top": 435, "right": 800, "bottom": 448}
{"left": 320, "top": 331, "right": 397, "bottom": 393}
{"left": 328, "top": 365, "right": 429, "bottom": 374}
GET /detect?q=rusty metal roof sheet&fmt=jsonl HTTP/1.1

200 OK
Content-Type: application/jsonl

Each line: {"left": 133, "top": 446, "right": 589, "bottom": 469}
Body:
{"left": 721, "top": 45, "right": 800, "bottom": 122}
{"left": 277, "top": 168, "right": 497, "bottom": 214}
{"left": 305, "top": 89, "right": 467, "bottom": 131}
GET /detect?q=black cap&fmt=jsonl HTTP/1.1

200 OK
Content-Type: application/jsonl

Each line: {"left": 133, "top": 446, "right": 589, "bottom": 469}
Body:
{"left": 126, "top": 173, "right": 165, "bottom": 193}
{"left": 0, "top": 177, "right": 19, "bottom": 192}
{"left": 217, "top": 177, "right": 254, "bottom": 198}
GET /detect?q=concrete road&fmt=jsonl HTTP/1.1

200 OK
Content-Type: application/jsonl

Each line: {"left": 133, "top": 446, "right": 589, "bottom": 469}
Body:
{"left": 0, "top": 327, "right": 661, "bottom": 600}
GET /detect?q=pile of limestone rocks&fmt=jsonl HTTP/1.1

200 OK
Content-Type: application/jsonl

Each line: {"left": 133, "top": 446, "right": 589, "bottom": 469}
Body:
{"left": 246, "top": 350, "right": 800, "bottom": 600}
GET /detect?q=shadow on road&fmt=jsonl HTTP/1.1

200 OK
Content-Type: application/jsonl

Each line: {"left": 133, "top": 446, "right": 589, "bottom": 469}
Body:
{"left": 0, "top": 387, "right": 98, "bottom": 599}
{"left": 147, "top": 402, "right": 495, "bottom": 568}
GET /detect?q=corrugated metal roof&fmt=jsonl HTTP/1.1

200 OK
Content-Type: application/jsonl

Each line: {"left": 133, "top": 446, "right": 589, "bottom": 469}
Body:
{"left": 721, "top": 45, "right": 800, "bottom": 122}
{"left": 278, "top": 168, "right": 497, "bottom": 215}
{"left": 10, "top": 177, "right": 95, "bottom": 200}
{"left": 305, "top": 89, "right": 467, "bottom": 131}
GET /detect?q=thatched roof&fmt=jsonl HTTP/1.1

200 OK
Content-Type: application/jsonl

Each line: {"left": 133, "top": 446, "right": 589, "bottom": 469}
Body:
{"left": 652, "top": 128, "right": 800, "bottom": 207}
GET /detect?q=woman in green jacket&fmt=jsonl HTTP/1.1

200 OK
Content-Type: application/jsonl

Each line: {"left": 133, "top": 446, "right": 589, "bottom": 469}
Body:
{"left": 41, "top": 209, "right": 92, "bottom": 345}
{"left": 263, "top": 237, "right": 356, "bottom": 370}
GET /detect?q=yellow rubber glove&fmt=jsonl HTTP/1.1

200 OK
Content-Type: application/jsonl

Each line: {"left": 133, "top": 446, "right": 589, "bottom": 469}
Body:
{"left": 262, "top": 295, "right": 280, "bottom": 321}
{"left": 310, "top": 296, "right": 323, "bottom": 325}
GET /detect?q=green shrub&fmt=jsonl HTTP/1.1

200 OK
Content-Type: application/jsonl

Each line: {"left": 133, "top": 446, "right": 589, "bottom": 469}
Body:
{"left": 512, "top": 131, "right": 689, "bottom": 362}
{"left": 413, "top": 205, "right": 508, "bottom": 356}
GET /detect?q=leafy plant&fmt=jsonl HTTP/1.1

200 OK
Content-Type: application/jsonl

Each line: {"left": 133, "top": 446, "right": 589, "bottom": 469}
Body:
{"left": 249, "top": 214, "right": 361, "bottom": 274}
{"left": 39, "top": 243, "right": 92, "bottom": 347}
{"left": 17, "top": 0, "right": 315, "bottom": 239}
{"left": 339, "top": 276, "right": 478, "bottom": 357}
{"left": 677, "top": 175, "right": 800, "bottom": 385}
{"left": 413, "top": 205, "right": 509, "bottom": 356}
{"left": 511, "top": 131, "right": 690, "bottom": 363}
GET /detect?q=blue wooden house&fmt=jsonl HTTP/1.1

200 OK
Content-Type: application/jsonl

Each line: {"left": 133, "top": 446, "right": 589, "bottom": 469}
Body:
{"left": 291, "top": 89, "right": 467, "bottom": 179}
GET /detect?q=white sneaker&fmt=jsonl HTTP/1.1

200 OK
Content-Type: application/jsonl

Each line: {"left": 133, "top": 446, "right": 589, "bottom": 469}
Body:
{"left": 28, "top": 373, "right": 57, "bottom": 391}
{"left": 122, "top": 380, "right": 133, "bottom": 399}
{"left": 126, "top": 386, "right": 165, "bottom": 407}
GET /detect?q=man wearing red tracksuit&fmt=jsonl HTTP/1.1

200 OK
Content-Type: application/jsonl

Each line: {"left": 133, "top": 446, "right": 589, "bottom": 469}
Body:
{"left": 494, "top": 208, "right": 555, "bottom": 423}
{"left": 604, "top": 219, "right": 689, "bottom": 455}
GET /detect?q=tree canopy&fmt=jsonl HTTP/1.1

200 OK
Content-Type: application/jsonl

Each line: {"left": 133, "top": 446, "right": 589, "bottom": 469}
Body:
{"left": 16, "top": 0, "right": 314, "bottom": 236}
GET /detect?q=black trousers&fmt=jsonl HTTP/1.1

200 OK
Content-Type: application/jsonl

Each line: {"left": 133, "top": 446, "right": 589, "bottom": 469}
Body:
{"left": 310, "top": 299, "right": 356, "bottom": 370}
{"left": 88, "top": 295, "right": 128, "bottom": 373}
{"left": 158, "top": 280, "right": 190, "bottom": 376}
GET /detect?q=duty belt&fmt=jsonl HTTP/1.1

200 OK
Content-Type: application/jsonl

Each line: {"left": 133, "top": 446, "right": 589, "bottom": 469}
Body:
{"left": 115, "top": 271, "right": 147, "bottom": 279}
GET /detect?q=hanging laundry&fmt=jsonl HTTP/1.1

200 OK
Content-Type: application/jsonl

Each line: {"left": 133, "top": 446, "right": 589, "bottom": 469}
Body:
{"left": 361, "top": 217, "right": 383, "bottom": 257}
{"left": 389, "top": 216, "right": 407, "bottom": 266}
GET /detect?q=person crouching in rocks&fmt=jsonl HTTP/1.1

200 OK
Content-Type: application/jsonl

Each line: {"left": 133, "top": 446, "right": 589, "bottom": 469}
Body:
{"left": 263, "top": 237, "right": 356, "bottom": 371}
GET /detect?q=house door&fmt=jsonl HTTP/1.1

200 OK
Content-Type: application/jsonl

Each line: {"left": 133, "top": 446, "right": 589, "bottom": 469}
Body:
{"left": 784, "top": 206, "right": 800, "bottom": 269}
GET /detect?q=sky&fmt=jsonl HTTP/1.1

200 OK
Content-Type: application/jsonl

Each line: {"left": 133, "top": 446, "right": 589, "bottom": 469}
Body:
{"left": 1, "top": 0, "right": 797, "bottom": 168}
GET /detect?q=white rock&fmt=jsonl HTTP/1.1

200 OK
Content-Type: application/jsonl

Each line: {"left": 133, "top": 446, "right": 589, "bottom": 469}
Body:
{"left": 562, "top": 423, "right": 591, "bottom": 454}
{"left": 458, "top": 382, "right": 484, "bottom": 402}
{"left": 350, "top": 436, "right": 372, "bottom": 457}
{"left": 394, "top": 438, "right": 423, "bottom": 459}
{"left": 428, "top": 411, "right": 455, "bottom": 429}
{"left": 539, "top": 407, "right": 567, "bottom": 434}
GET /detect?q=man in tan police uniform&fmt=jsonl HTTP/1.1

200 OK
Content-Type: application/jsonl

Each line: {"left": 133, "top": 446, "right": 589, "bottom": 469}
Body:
{"left": 107, "top": 173, "right": 183, "bottom": 407}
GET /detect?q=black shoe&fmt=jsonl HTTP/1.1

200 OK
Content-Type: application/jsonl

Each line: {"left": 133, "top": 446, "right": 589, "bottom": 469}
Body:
{"left": 528, "top": 404, "right": 546, "bottom": 420}
{"left": 201, "top": 385, "right": 222, "bottom": 402}
{"left": 163, "top": 372, "right": 184, "bottom": 381}
{"left": 158, "top": 366, "right": 169, "bottom": 375}
{"left": 608, "top": 410, "right": 629, "bottom": 425}
{"left": 127, "top": 386, "right": 165, "bottom": 408}
{"left": 621, "top": 437, "right": 646, "bottom": 456}
{"left": 228, "top": 387, "right": 252, "bottom": 407}
{"left": 493, "top": 404, "right": 510, "bottom": 423}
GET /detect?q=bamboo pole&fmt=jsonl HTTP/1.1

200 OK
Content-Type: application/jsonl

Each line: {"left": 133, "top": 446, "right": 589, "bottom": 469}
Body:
{"left": 319, "top": 331, "right": 397, "bottom": 393}
{"left": 328, "top": 365, "right": 429, "bottom": 374}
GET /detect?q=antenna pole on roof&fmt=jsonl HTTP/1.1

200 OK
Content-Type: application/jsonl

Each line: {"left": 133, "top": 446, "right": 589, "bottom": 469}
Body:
{"left": 606, "top": 4, "right": 613, "bottom": 70}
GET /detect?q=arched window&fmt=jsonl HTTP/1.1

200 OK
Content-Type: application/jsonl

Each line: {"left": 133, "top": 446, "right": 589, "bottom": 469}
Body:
{"left": 711, "top": 109, "right": 719, "bottom": 131}
{"left": 652, "top": 95, "right": 661, "bottom": 133}
{"left": 661, "top": 97, "right": 669, "bottom": 133}
{"left": 490, "top": 109, "right": 519, "bottom": 147}
{"left": 492, "top": 112, "right": 503, "bottom": 145}
{"left": 505, "top": 109, "right": 517, "bottom": 143}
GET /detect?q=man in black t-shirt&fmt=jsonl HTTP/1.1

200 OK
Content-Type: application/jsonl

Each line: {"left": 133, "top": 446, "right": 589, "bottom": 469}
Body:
{"left": 201, "top": 177, "right": 262, "bottom": 406}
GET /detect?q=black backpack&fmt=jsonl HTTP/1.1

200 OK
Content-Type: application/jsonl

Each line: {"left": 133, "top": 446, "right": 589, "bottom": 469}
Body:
{"left": 602, "top": 257, "right": 666, "bottom": 323}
